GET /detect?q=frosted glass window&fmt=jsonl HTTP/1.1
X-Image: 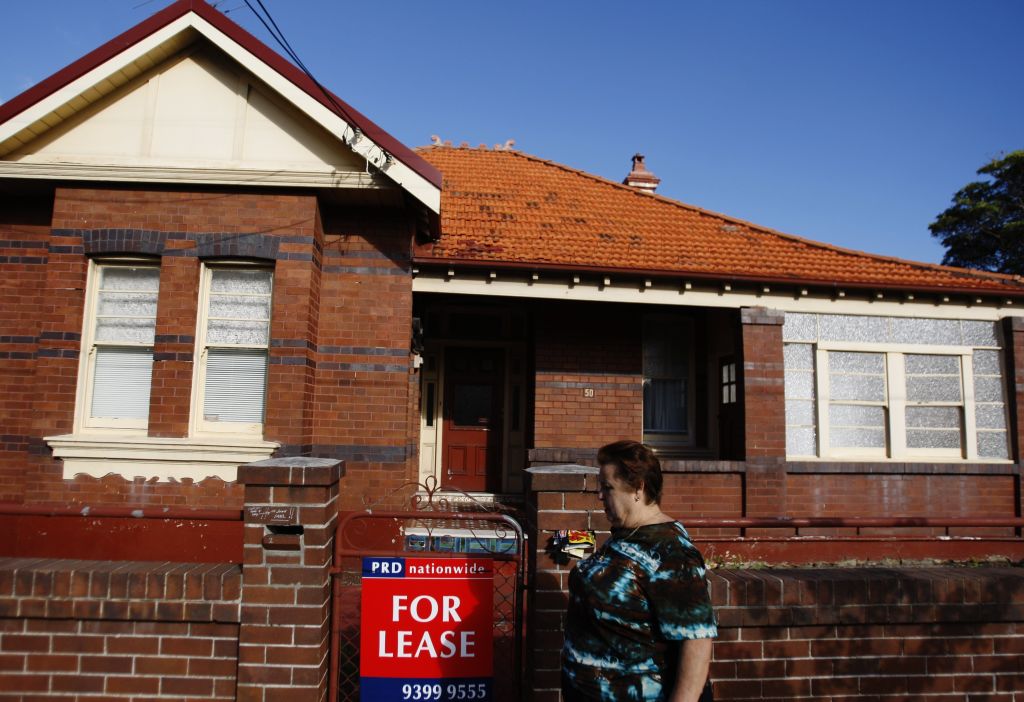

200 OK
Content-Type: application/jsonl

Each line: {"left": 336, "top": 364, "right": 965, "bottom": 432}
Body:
{"left": 786, "top": 400, "right": 815, "bottom": 426}
{"left": 972, "top": 350, "right": 1001, "bottom": 376}
{"left": 905, "top": 355, "right": 962, "bottom": 403}
{"left": 94, "top": 267, "right": 159, "bottom": 345}
{"left": 786, "top": 371, "right": 815, "bottom": 399}
{"left": 819, "top": 315, "right": 889, "bottom": 343}
{"left": 829, "top": 404, "right": 886, "bottom": 449}
{"left": 787, "top": 427, "right": 817, "bottom": 456}
{"left": 961, "top": 321, "right": 999, "bottom": 347}
{"left": 977, "top": 431, "right": 1009, "bottom": 459}
{"left": 829, "top": 373, "right": 886, "bottom": 402}
{"left": 782, "top": 313, "right": 817, "bottom": 342}
{"left": 84, "top": 264, "right": 159, "bottom": 429}
{"left": 784, "top": 343, "right": 814, "bottom": 369}
{"left": 198, "top": 267, "right": 273, "bottom": 432}
{"left": 891, "top": 318, "right": 961, "bottom": 346}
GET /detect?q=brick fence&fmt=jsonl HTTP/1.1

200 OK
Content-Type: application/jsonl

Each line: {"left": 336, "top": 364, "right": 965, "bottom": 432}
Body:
{"left": 0, "top": 559, "right": 240, "bottom": 699}
{"left": 1, "top": 458, "right": 1022, "bottom": 701}
{"left": 526, "top": 464, "right": 1024, "bottom": 702}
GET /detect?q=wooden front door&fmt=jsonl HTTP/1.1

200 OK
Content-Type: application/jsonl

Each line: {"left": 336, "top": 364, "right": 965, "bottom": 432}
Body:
{"left": 442, "top": 347, "right": 504, "bottom": 492}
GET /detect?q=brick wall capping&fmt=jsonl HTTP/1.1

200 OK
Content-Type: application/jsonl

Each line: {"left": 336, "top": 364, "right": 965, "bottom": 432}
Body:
{"left": 526, "top": 463, "right": 598, "bottom": 492}
{"left": 237, "top": 456, "right": 344, "bottom": 486}
{"left": 0, "top": 557, "right": 242, "bottom": 623}
{"left": 740, "top": 306, "right": 785, "bottom": 325}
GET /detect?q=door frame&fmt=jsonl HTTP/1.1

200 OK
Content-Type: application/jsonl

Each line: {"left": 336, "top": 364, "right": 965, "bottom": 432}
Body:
{"left": 419, "top": 340, "right": 526, "bottom": 495}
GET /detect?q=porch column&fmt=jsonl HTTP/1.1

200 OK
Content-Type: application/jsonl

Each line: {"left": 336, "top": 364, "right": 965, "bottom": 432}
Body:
{"left": 740, "top": 307, "right": 787, "bottom": 521}
{"left": 236, "top": 457, "right": 343, "bottom": 702}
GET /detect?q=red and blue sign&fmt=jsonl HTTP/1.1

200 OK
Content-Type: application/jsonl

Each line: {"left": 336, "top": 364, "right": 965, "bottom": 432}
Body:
{"left": 360, "top": 557, "right": 494, "bottom": 702}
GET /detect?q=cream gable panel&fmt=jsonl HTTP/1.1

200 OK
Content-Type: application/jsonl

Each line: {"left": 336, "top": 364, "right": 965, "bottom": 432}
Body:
{"left": 6, "top": 48, "right": 364, "bottom": 175}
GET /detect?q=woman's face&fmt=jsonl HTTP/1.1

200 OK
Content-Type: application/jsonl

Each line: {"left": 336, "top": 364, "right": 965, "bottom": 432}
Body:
{"left": 597, "top": 463, "right": 639, "bottom": 528}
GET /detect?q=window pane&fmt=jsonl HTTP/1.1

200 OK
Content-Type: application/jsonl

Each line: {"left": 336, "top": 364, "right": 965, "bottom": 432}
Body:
{"left": 91, "top": 347, "right": 153, "bottom": 419}
{"left": 830, "top": 427, "right": 886, "bottom": 449}
{"left": 784, "top": 344, "right": 814, "bottom": 370}
{"left": 207, "top": 319, "right": 270, "bottom": 345}
{"left": 975, "top": 404, "right": 1007, "bottom": 430}
{"left": 977, "top": 431, "right": 1009, "bottom": 459}
{"left": 785, "top": 370, "right": 815, "bottom": 399}
{"left": 904, "top": 354, "right": 959, "bottom": 375}
{"left": 97, "top": 291, "right": 158, "bottom": 318}
{"left": 974, "top": 376, "right": 1005, "bottom": 403}
{"left": 95, "top": 267, "right": 158, "bottom": 345}
{"left": 203, "top": 348, "right": 268, "bottom": 423}
{"left": 829, "top": 351, "right": 885, "bottom": 374}
{"left": 644, "top": 379, "right": 686, "bottom": 433}
{"left": 905, "top": 406, "right": 960, "bottom": 429}
{"left": 786, "top": 400, "right": 815, "bottom": 426}
{"left": 209, "top": 295, "right": 273, "bottom": 320}
{"left": 643, "top": 317, "right": 687, "bottom": 378}
{"left": 95, "top": 317, "right": 158, "bottom": 344}
{"left": 100, "top": 267, "right": 159, "bottom": 291}
{"left": 787, "top": 427, "right": 816, "bottom": 456}
{"left": 972, "top": 350, "right": 1001, "bottom": 375}
{"left": 830, "top": 374, "right": 885, "bottom": 402}
{"left": 829, "top": 404, "right": 886, "bottom": 427}
{"left": 452, "top": 383, "right": 493, "bottom": 427}
{"left": 906, "top": 429, "right": 962, "bottom": 450}
{"left": 905, "top": 376, "right": 961, "bottom": 403}
{"left": 210, "top": 269, "right": 272, "bottom": 295}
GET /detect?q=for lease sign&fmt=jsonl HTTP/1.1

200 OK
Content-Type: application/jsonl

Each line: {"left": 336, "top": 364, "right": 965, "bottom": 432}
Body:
{"left": 360, "top": 557, "right": 494, "bottom": 702}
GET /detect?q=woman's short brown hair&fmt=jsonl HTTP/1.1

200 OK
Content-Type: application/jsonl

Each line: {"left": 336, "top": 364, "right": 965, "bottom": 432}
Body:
{"left": 597, "top": 440, "right": 662, "bottom": 504}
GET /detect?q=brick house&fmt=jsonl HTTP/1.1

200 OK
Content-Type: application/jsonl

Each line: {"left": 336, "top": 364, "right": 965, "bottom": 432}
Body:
{"left": 2, "top": 0, "right": 1023, "bottom": 533}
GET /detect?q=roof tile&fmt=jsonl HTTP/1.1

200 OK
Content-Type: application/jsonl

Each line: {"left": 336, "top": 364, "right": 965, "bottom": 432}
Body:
{"left": 415, "top": 146, "right": 1024, "bottom": 294}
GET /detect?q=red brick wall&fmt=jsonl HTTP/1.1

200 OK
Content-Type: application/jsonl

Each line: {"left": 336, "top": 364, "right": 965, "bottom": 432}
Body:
{"left": 710, "top": 568, "right": 1024, "bottom": 700}
{"left": 315, "top": 208, "right": 419, "bottom": 510}
{"left": 0, "top": 558, "right": 240, "bottom": 700}
{"left": 533, "top": 302, "right": 642, "bottom": 448}
{"left": 0, "top": 194, "right": 52, "bottom": 504}
{"left": 787, "top": 473, "right": 1018, "bottom": 519}
{"left": 0, "top": 186, "right": 418, "bottom": 515}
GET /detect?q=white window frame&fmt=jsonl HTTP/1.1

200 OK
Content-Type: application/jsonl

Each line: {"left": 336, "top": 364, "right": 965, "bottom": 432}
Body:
{"left": 74, "top": 259, "right": 160, "bottom": 434}
{"left": 190, "top": 262, "right": 273, "bottom": 438}
{"left": 815, "top": 342, "right": 977, "bottom": 460}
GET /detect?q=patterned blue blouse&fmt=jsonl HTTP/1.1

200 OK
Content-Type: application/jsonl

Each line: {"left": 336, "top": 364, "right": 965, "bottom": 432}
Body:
{"left": 562, "top": 521, "right": 717, "bottom": 701}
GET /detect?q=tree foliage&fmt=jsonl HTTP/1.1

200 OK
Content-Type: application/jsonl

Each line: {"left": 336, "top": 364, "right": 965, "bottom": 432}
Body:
{"left": 930, "top": 151, "right": 1024, "bottom": 275}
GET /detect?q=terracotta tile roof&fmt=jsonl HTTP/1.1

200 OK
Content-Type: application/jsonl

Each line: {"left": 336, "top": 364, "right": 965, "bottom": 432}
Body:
{"left": 414, "top": 146, "right": 1024, "bottom": 295}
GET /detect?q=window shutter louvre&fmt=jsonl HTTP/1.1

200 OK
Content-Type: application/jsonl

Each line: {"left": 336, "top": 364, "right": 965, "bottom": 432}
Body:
{"left": 202, "top": 348, "right": 268, "bottom": 423}
{"left": 91, "top": 347, "right": 154, "bottom": 420}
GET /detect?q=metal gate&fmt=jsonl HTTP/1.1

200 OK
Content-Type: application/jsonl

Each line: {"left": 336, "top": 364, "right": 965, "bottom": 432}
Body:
{"left": 328, "top": 483, "right": 527, "bottom": 702}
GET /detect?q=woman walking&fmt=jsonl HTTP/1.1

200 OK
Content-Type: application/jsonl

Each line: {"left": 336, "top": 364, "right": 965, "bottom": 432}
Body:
{"left": 562, "top": 440, "right": 716, "bottom": 702}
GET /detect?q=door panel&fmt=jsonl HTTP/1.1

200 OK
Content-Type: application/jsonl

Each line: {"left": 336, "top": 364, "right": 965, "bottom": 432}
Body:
{"left": 442, "top": 347, "right": 504, "bottom": 492}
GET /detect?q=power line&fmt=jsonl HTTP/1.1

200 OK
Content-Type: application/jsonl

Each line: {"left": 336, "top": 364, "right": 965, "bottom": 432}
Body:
{"left": 232, "top": 1, "right": 394, "bottom": 169}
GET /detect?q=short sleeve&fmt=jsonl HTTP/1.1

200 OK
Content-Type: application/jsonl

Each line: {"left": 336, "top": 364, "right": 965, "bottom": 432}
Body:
{"left": 644, "top": 548, "right": 718, "bottom": 640}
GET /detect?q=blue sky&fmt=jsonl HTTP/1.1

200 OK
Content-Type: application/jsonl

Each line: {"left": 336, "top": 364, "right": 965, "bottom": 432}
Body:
{"left": 1, "top": 1, "right": 1021, "bottom": 264}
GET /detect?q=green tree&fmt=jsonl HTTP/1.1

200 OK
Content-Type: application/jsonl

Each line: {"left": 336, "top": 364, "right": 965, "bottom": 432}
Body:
{"left": 930, "top": 151, "right": 1024, "bottom": 274}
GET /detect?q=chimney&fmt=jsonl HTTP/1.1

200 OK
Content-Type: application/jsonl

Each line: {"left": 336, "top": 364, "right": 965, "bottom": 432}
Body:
{"left": 622, "top": 153, "right": 660, "bottom": 193}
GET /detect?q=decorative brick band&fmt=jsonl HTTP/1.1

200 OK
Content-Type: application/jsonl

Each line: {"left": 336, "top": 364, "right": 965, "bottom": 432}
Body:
{"left": 53, "top": 228, "right": 320, "bottom": 262}
{"left": 79, "top": 229, "right": 168, "bottom": 256}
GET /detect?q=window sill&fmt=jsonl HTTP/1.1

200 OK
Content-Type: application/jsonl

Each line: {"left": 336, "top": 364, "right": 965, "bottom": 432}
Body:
{"left": 44, "top": 434, "right": 279, "bottom": 482}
